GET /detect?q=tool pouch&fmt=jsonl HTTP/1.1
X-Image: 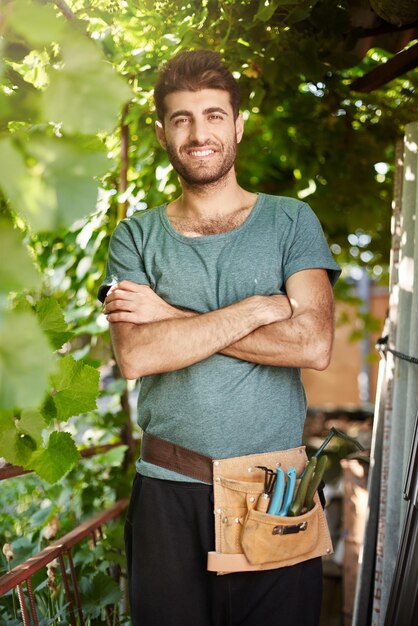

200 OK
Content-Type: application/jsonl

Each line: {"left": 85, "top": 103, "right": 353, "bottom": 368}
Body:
{"left": 207, "top": 447, "right": 333, "bottom": 575}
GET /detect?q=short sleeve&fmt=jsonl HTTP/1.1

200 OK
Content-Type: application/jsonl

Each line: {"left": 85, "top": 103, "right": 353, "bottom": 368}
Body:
{"left": 283, "top": 202, "right": 341, "bottom": 286}
{"left": 97, "top": 219, "right": 150, "bottom": 302}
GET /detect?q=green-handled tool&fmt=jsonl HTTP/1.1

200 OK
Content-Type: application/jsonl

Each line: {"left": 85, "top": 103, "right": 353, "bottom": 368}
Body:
{"left": 314, "top": 427, "right": 364, "bottom": 460}
{"left": 288, "top": 456, "right": 317, "bottom": 517}
{"left": 303, "top": 454, "right": 328, "bottom": 513}
{"left": 299, "top": 427, "right": 364, "bottom": 479}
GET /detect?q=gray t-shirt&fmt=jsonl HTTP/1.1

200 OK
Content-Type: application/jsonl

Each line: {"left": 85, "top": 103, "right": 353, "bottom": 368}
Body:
{"left": 99, "top": 193, "right": 341, "bottom": 482}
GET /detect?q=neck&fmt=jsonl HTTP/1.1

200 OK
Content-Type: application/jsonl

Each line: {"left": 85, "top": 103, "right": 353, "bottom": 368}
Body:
{"left": 172, "top": 169, "right": 254, "bottom": 218}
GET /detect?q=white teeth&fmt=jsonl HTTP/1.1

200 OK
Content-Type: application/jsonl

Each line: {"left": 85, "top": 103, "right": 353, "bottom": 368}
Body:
{"left": 189, "top": 149, "right": 215, "bottom": 156}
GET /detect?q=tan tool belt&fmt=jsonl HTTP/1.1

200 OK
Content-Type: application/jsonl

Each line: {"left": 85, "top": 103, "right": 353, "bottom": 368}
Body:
{"left": 141, "top": 433, "right": 333, "bottom": 575}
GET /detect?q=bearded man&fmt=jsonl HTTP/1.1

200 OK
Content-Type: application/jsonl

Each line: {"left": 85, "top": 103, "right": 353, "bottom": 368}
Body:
{"left": 99, "top": 50, "right": 340, "bottom": 626}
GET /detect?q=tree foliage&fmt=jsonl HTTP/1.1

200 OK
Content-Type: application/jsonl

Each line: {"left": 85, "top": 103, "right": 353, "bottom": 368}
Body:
{"left": 0, "top": 0, "right": 416, "bottom": 477}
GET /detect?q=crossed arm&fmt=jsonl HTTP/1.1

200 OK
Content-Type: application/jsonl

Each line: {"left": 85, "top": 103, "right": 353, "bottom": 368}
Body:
{"left": 103, "top": 269, "right": 335, "bottom": 380}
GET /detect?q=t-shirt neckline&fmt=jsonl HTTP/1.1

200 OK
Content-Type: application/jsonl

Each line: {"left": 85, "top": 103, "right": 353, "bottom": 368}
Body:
{"left": 159, "top": 193, "right": 265, "bottom": 244}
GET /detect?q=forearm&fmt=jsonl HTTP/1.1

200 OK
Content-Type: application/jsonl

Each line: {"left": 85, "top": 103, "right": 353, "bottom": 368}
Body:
{"left": 110, "top": 296, "right": 281, "bottom": 379}
{"left": 146, "top": 305, "right": 334, "bottom": 369}
{"left": 136, "top": 297, "right": 333, "bottom": 369}
{"left": 219, "top": 311, "right": 334, "bottom": 369}
{"left": 221, "top": 272, "right": 335, "bottom": 369}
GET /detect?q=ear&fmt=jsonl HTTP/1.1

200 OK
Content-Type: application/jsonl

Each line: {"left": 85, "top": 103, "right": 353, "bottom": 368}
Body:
{"left": 235, "top": 112, "right": 244, "bottom": 144}
{"left": 155, "top": 120, "right": 167, "bottom": 150}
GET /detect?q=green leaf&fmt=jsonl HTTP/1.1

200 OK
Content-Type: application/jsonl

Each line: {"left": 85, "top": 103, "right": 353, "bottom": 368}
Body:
{"left": 50, "top": 355, "right": 99, "bottom": 421}
{"left": 0, "top": 410, "right": 37, "bottom": 466}
{"left": 28, "top": 135, "right": 111, "bottom": 229}
{"left": 0, "top": 136, "right": 110, "bottom": 231}
{"left": 41, "top": 394, "right": 57, "bottom": 423}
{"left": 8, "top": 0, "right": 66, "bottom": 46}
{"left": 0, "top": 220, "right": 41, "bottom": 293}
{"left": 285, "top": 6, "right": 312, "bottom": 25}
{"left": 36, "top": 297, "right": 72, "bottom": 350}
{"left": 19, "top": 409, "right": 46, "bottom": 446}
{"left": 8, "top": 536, "right": 36, "bottom": 567}
{"left": 80, "top": 571, "right": 122, "bottom": 618}
{"left": 0, "top": 81, "right": 42, "bottom": 128}
{"left": 0, "top": 138, "right": 50, "bottom": 232}
{"left": 0, "top": 310, "right": 55, "bottom": 410}
{"left": 9, "top": 50, "right": 50, "bottom": 89}
{"left": 43, "top": 34, "right": 132, "bottom": 134}
{"left": 254, "top": 0, "right": 287, "bottom": 22}
{"left": 0, "top": 91, "right": 13, "bottom": 121}
{"left": 29, "top": 431, "right": 79, "bottom": 483}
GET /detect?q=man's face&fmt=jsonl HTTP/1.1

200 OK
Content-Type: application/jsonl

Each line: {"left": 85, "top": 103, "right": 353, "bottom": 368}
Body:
{"left": 155, "top": 89, "right": 244, "bottom": 187}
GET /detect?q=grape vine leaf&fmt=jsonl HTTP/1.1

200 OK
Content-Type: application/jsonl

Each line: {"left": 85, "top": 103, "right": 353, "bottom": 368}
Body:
{"left": 0, "top": 220, "right": 41, "bottom": 293}
{"left": 254, "top": 0, "right": 282, "bottom": 22}
{"left": 43, "top": 34, "right": 132, "bottom": 134}
{"left": 0, "top": 135, "right": 111, "bottom": 231}
{"left": 0, "top": 138, "right": 50, "bottom": 232}
{"left": 28, "top": 431, "right": 80, "bottom": 483}
{"left": 49, "top": 354, "right": 99, "bottom": 421}
{"left": 36, "top": 297, "right": 73, "bottom": 350}
{"left": 0, "top": 310, "right": 56, "bottom": 410}
{"left": 0, "top": 410, "right": 37, "bottom": 467}
{"left": 26, "top": 135, "right": 112, "bottom": 230}
{"left": 80, "top": 571, "right": 122, "bottom": 618}
{"left": 7, "top": 0, "right": 66, "bottom": 46}
{"left": 19, "top": 409, "right": 47, "bottom": 447}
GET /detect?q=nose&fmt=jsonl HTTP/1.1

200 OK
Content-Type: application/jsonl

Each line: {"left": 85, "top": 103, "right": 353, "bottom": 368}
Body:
{"left": 188, "top": 119, "right": 211, "bottom": 145}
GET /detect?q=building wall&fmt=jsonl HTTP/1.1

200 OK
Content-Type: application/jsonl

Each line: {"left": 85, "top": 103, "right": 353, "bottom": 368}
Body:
{"left": 302, "top": 288, "right": 389, "bottom": 407}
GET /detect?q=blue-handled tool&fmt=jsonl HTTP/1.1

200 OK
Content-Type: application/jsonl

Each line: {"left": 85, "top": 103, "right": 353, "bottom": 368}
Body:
{"left": 277, "top": 467, "right": 297, "bottom": 516}
{"left": 268, "top": 468, "right": 285, "bottom": 515}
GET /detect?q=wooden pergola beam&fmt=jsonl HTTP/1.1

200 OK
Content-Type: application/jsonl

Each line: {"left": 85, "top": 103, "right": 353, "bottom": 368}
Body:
{"left": 351, "top": 41, "right": 418, "bottom": 92}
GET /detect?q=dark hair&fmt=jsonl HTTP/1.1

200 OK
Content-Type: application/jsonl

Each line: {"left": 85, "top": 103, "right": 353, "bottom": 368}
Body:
{"left": 154, "top": 50, "right": 240, "bottom": 121}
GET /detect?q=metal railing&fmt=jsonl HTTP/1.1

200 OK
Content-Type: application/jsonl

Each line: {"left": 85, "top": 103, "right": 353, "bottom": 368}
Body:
{"left": 0, "top": 499, "right": 128, "bottom": 626}
{"left": 0, "top": 443, "right": 130, "bottom": 625}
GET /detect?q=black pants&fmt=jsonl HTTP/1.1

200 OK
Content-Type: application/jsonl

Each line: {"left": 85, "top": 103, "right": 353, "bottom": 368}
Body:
{"left": 124, "top": 474, "right": 323, "bottom": 626}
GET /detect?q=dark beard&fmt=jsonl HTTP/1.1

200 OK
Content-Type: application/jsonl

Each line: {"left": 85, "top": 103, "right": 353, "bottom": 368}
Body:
{"left": 165, "top": 140, "right": 237, "bottom": 188}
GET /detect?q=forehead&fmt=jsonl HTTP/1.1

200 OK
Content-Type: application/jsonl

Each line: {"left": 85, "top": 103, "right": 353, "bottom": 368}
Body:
{"left": 163, "top": 89, "right": 233, "bottom": 118}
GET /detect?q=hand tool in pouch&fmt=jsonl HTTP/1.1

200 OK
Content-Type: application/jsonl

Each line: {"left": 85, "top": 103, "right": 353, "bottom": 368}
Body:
{"left": 255, "top": 466, "right": 276, "bottom": 512}
{"left": 299, "top": 427, "right": 364, "bottom": 480}
{"left": 288, "top": 456, "right": 317, "bottom": 517}
{"left": 267, "top": 467, "right": 285, "bottom": 515}
{"left": 277, "top": 467, "right": 297, "bottom": 516}
{"left": 303, "top": 454, "right": 328, "bottom": 512}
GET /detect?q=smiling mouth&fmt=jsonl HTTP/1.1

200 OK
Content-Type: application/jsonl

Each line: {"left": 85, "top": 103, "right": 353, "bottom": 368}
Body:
{"left": 186, "top": 147, "right": 218, "bottom": 158}
{"left": 185, "top": 145, "right": 219, "bottom": 159}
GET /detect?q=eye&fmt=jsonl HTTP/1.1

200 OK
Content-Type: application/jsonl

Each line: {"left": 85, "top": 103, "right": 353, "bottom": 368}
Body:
{"left": 174, "top": 117, "right": 190, "bottom": 126}
{"left": 208, "top": 114, "right": 224, "bottom": 121}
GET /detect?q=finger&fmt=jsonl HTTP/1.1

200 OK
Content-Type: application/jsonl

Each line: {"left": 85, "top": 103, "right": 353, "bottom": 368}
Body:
{"left": 107, "top": 311, "right": 140, "bottom": 323}
{"left": 104, "top": 299, "right": 134, "bottom": 313}
{"left": 105, "top": 289, "right": 137, "bottom": 304}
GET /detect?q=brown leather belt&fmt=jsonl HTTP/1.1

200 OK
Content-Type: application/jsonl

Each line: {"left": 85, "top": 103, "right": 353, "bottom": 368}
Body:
{"left": 141, "top": 432, "right": 213, "bottom": 483}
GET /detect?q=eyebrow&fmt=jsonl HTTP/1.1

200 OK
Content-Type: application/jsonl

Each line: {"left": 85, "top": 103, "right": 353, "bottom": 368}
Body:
{"left": 169, "top": 107, "right": 229, "bottom": 121}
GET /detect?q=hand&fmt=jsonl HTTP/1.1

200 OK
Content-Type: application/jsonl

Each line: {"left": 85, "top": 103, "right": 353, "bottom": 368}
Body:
{"left": 104, "top": 281, "right": 182, "bottom": 324}
{"left": 269, "top": 294, "right": 293, "bottom": 321}
{"left": 251, "top": 294, "right": 293, "bottom": 326}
